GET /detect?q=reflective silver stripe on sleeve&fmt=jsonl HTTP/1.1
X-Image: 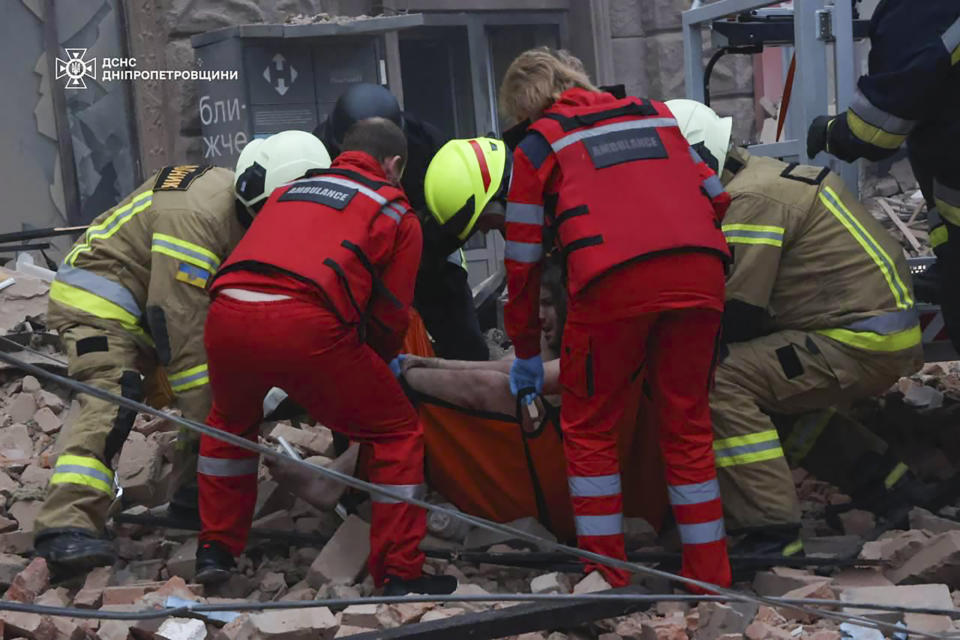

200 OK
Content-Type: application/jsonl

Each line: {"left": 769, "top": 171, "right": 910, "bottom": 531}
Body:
{"left": 197, "top": 455, "right": 259, "bottom": 477}
{"left": 702, "top": 175, "right": 725, "bottom": 199}
{"left": 505, "top": 240, "right": 543, "bottom": 264}
{"left": 55, "top": 266, "right": 142, "bottom": 318}
{"left": 943, "top": 17, "right": 960, "bottom": 56}
{"left": 667, "top": 478, "right": 720, "bottom": 506}
{"left": 569, "top": 474, "right": 621, "bottom": 498}
{"left": 689, "top": 147, "right": 704, "bottom": 165}
{"left": 506, "top": 203, "right": 545, "bottom": 226}
{"left": 552, "top": 118, "right": 678, "bottom": 152}
{"left": 574, "top": 513, "right": 623, "bottom": 537}
{"left": 380, "top": 205, "right": 402, "bottom": 224}
{"left": 723, "top": 229, "right": 783, "bottom": 242}
{"left": 677, "top": 518, "right": 726, "bottom": 545}
{"left": 54, "top": 464, "right": 113, "bottom": 486}
{"left": 371, "top": 483, "right": 427, "bottom": 504}
{"left": 310, "top": 177, "right": 387, "bottom": 205}
{"left": 850, "top": 88, "right": 916, "bottom": 136}
{"left": 843, "top": 309, "right": 919, "bottom": 335}
{"left": 150, "top": 237, "right": 219, "bottom": 270}
{"left": 714, "top": 439, "right": 782, "bottom": 461}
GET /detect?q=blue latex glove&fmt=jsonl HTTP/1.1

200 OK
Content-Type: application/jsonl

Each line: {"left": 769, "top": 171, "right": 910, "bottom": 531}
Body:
{"left": 389, "top": 354, "right": 407, "bottom": 378}
{"left": 510, "top": 354, "right": 544, "bottom": 406}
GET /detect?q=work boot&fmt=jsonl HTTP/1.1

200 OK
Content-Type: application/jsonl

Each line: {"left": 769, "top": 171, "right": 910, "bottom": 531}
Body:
{"left": 383, "top": 573, "right": 458, "bottom": 596}
{"left": 35, "top": 530, "right": 116, "bottom": 572}
{"left": 194, "top": 540, "right": 235, "bottom": 584}
{"left": 164, "top": 484, "right": 201, "bottom": 529}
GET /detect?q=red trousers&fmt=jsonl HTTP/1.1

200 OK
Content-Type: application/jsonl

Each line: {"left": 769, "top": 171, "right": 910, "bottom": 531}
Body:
{"left": 561, "top": 260, "right": 732, "bottom": 589}
{"left": 198, "top": 295, "right": 426, "bottom": 585}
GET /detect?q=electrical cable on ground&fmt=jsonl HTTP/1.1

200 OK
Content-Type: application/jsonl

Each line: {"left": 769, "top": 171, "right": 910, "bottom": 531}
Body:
{"left": 0, "top": 340, "right": 951, "bottom": 639}
{"left": 0, "top": 593, "right": 959, "bottom": 622}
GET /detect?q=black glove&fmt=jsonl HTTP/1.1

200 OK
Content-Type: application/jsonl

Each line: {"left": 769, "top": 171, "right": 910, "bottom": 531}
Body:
{"left": 806, "top": 115, "right": 833, "bottom": 158}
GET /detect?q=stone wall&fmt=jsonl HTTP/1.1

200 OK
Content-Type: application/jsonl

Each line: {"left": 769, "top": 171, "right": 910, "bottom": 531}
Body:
{"left": 605, "top": 0, "right": 757, "bottom": 143}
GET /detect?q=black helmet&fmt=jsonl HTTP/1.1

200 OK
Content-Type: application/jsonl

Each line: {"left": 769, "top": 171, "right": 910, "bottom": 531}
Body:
{"left": 330, "top": 83, "right": 403, "bottom": 145}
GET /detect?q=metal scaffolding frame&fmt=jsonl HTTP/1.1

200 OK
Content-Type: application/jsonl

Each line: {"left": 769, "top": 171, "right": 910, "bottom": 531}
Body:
{"left": 682, "top": 0, "right": 860, "bottom": 195}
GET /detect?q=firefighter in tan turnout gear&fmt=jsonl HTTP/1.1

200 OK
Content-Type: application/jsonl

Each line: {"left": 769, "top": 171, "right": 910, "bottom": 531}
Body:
{"left": 34, "top": 131, "right": 331, "bottom": 572}
{"left": 669, "top": 100, "right": 924, "bottom": 555}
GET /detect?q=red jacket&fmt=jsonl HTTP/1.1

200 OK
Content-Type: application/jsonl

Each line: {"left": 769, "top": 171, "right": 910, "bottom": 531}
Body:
{"left": 213, "top": 151, "right": 423, "bottom": 359}
{"left": 504, "top": 88, "right": 731, "bottom": 358}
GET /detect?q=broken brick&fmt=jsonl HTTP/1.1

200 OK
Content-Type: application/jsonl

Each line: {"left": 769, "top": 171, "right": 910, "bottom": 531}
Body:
{"left": 573, "top": 571, "right": 611, "bottom": 594}
{"left": 745, "top": 621, "right": 793, "bottom": 640}
{"left": 20, "top": 376, "right": 41, "bottom": 393}
{"left": 31, "top": 407, "right": 61, "bottom": 434}
{"left": 0, "top": 552, "right": 29, "bottom": 585}
{"left": 7, "top": 393, "right": 37, "bottom": 424}
{"left": 4, "top": 557, "right": 49, "bottom": 603}
{"left": 250, "top": 607, "right": 338, "bottom": 640}
{"left": 0, "top": 423, "right": 34, "bottom": 458}
{"left": 909, "top": 507, "right": 960, "bottom": 535}
{"left": 530, "top": 571, "right": 571, "bottom": 594}
{"left": 886, "top": 530, "right": 960, "bottom": 584}
{"left": 307, "top": 515, "right": 369, "bottom": 587}
{"left": 463, "top": 516, "right": 557, "bottom": 551}
{"left": 167, "top": 537, "right": 198, "bottom": 582}
{"left": 117, "top": 432, "right": 162, "bottom": 505}
{"left": 74, "top": 566, "right": 113, "bottom": 609}
{"left": 19, "top": 464, "right": 53, "bottom": 489}
{"left": 842, "top": 583, "right": 953, "bottom": 630}
{"left": 838, "top": 509, "right": 876, "bottom": 537}
{"left": 340, "top": 604, "right": 379, "bottom": 628}
{"left": 34, "top": 390, "right": 64, "bottom": 414}
{"left": 0, "top": 610, "right": 57, "bottom": 640}
{"left": 780, "top": 581, "right": 836, "bottom": 623}
{"left": 10, "top": 500, "right": 42, "bottom": 532}
{"left": 693, "top": 602, "right": 750, "bottom": 640}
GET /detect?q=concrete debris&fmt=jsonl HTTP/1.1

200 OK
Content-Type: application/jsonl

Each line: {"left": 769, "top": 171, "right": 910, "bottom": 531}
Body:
{"left": 157, "top": 617, "right": 208, "bottom": 640}
{"left": 250, "top": 607, "right": 339, "bottom": 640}
{"left": 307, "top": 514, "right": 370, "bottom": 587}
{"left": 530, "top": 571, "right": 572, "bottom": 594}
{"left": 573, "top": 571, "right": 611, "bottom": 594}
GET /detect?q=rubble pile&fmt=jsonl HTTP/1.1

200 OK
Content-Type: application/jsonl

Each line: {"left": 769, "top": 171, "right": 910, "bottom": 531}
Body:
{"left": 4, "top": 269, "right": 960, "bottom": 638}
{"left": 862, "top": 158, "right": 931, "bottom": 257}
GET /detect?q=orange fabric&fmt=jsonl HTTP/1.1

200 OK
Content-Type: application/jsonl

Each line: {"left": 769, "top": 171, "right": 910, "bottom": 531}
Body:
{"left": 401, "top": 310, "right": 668, "bottom": 544}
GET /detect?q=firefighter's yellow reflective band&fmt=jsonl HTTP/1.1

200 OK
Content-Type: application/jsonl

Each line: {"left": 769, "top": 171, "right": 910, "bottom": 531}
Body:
{"left": 817, "top": 325, "right": 922, "bottom": 352}
{"left": 66, "top": 191, "right": 154, "bottom": 265}
{"left": 169, "top": 363, "right": 209, "bottom": 393}
{"left": 820, "top": 187, "right": 913, "bottom": 309}
{"left": 846, "top": 111, "right": 907, "bottom": 150}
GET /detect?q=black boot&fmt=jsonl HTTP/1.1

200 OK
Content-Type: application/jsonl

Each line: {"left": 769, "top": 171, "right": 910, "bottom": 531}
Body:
{"left": 383, "top": 573, "right": 458, "bottom": 596}
{"left": 731, "top": 528, "right": 804, "bottom": 557}
{"left": 165, "top": 484, "right": 201, "bottom": 528}
{"left": 195, "top": 540, "right": 235, "bottom": 584}
{"left": 35, "top": 530, "right": 115, "bottom": 572}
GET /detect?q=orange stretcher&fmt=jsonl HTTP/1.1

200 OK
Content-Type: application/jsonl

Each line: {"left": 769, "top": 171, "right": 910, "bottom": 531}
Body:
{"left": 402, "top": 311, "right": 669, "bottom": 543}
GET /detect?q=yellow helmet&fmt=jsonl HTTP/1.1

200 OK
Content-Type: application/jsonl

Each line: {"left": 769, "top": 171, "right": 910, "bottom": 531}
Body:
{"left": 424, "top": 138, "right": 508, "bottom": 241}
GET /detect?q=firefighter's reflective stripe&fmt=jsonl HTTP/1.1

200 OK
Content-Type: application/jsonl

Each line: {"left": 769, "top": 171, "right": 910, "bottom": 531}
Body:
{"left": 819, "top": 186, "right": 913, "bottom": 309}
{"left": 66, "top": 191, "right": 154, "bottom": 265}
{"left": 713, "top": 429, "right": 784, "bottom": 467}
{"left": 54, "top": 266, "right": 141, "bottom": 318}
{"left": 551, "top": 118, "right": 678, "bottom": 152}
{"left": 943, "top": 16, "right": 960, "bottom": 65}
{"left": 884, "top": 462, "right": 910, "bottom": 489}
{"left": 702, "top": 175, "right": 725, "bottom": 199}
{"left": 569, "top": 474, "right": 621, "bottom": 498}
{"left": 784, "top": 408, "right": 834, "bottom": 464}
{"left": 928, "top": 207, "right": 949, "bottom": 248}
{"left": 168, "top": 363, "right": 209, "bottom": 393}
{"left": 783, "top": 538, "right": 805, "bottom": 557}
{"left": 371, "top": 483, "right": 427, "bottom": 504}
{"left": 49, "top": 281, "right": 151, "bottom": 342}
{"left": 667, "top": 478, "right": 720, "bottom": 506}
{"left": 49, "top": 454, "right": 114, "bottom": 495}
{"left": 197, "top": 455, "right": 259, "bottom": 477}
{"left": 847, "top": 88, "right": 917, "bottom": 149}
{"left": 575, "top": 513, "right": 622, "bottom": 537}
{"left": 505, "top": 240, "right": 543, "bottom": 264}
{"left": 151, "top": 233, "right": 220, "bottom": 271}
{"left": 677, "top": 519, "right": 726, "bottom": 545}
{"left": 843, "top": 309, "right": 920, "bottom": 335}
{"left": 507, "top": 203, "right": 545, "bottom": 226}
{"left": 934, "top": 181, "right": 960, "bottom": 227}
{"left": 818, "top": 322, "right": 922, "bottom": 352}
{"left": 722, "top": 224, "right": 785, "bottom": 247}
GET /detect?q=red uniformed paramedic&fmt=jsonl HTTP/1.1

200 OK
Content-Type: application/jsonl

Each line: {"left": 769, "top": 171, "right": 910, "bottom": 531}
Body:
{"left": 193, "top": 118, "right": 456, "bottom": 596}
{"left": 499, "top": 48, "right": 733, "bottom": 589}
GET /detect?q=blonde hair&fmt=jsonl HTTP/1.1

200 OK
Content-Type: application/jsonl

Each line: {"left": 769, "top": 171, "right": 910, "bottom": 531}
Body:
{"left": 499, "top": 47, "right": 598, "bottom": 123}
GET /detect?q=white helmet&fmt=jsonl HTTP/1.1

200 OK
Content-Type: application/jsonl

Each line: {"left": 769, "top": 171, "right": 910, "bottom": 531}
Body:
{"left": 234, "top": 130, "right": 332, "bottom": 216}
{"left": 666, "top": 99, "right": 733, "bottom": 176}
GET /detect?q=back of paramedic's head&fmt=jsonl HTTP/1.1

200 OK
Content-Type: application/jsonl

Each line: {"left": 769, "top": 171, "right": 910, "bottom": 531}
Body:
{"left": 341, "top": 117, "right": 408, "bottom": 185}
{"left": 499, "top": 47, "right": 598, "bottom": 125}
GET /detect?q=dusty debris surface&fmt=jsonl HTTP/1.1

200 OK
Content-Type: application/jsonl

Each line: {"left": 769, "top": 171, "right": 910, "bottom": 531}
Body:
{"left": 4, "top": 270, "right": 960, "bottom": 638}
